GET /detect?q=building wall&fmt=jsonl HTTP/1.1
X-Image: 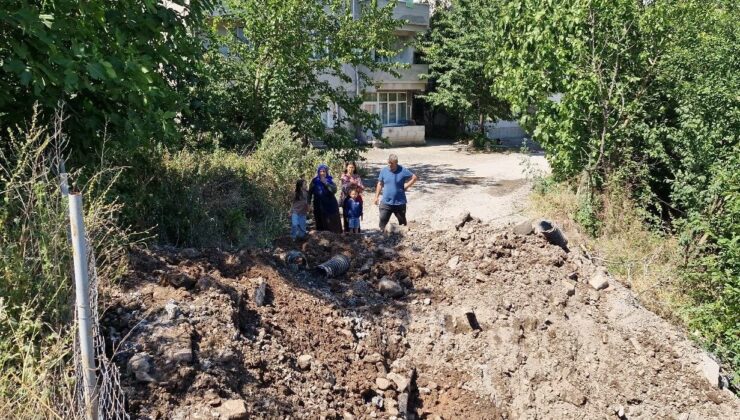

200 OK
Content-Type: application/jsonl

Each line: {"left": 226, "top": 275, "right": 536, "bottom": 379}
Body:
{"left": 320, "top": 0, "right": 430, "bottom": 145}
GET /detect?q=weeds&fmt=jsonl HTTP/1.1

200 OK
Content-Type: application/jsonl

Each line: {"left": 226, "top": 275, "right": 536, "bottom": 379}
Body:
{"left": 125, "top": 120, "right": 343, "bottom": 248}
{"left": 529, "top": 181, "right": 684, "bottom": 321}
{"left": 0, "top": 108, "right": 132, "bottom": 418}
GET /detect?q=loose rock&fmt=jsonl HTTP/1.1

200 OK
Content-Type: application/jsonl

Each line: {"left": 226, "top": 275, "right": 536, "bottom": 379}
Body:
{"left": 512, "top": 219, "right": 535, "bottom": 235}
{"left": 167, "top": 347, "right": 193, "bottom": 364}
{"left": 387, "top": 372, "right": 409, "bottom": 392}
{"left": 588, "top": 268, "right": 609, "bottom": 291}
{"left": 376, "top": 377, "right": 392, "bottom": 391}
{"left": 298, "top": 354, "right": 313, "bottom": 370}
{"left": 397, "top": 392, "right": 410, "bottom": 416}
{"left": 378, "top": 278, "right": 404, "bottom": 298}
{"left": 447, "top": 256, "right": 460, "bottom": 270}
{"left": 128, "top": 352, "right": 156, "bottom": 383}
{"left": 700, "top": 353, "right": 720, "bottom": 388}
{"left": 164, "top": 301, "right": 180, "bottom": 321}
{"left": 217, "top": 399, "right": 248, "bottom": 420}
{"left": 254, "top": 278, "right": 269, "bottom": 306}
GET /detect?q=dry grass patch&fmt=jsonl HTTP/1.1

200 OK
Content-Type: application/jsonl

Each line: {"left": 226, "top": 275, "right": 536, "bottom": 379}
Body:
{"left": 529, "top": 182, "right": 686, "bottom": 321}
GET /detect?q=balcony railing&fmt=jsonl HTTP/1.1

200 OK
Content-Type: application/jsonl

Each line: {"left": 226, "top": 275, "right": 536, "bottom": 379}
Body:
{"left": 367, "top": 0, "right": 430, "bottom": 30}
{"left": 368, "top": 64, "right": 429, "bottom": 85}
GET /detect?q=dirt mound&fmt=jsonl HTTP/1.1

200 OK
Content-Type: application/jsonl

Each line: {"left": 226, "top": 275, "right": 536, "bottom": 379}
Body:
{"left": 103, "top": 220, "right": 740, "bottom": 419}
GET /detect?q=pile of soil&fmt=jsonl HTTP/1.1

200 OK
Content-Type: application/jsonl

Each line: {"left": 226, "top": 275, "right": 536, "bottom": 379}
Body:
{"left": 103, "top": 218, "right": 740, "bottom": 419}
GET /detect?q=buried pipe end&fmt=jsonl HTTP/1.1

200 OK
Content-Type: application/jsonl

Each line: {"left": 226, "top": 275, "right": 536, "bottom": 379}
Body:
{"left": 534, "top": 219, "right": 569, "bottom": 252}
{"left": 316, "top": 254, "right": 351, "bottom": 278}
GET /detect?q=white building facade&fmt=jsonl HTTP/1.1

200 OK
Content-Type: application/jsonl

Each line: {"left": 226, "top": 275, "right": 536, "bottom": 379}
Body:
{"left": 322, "top": 0, "right": 430, "bottom": 146}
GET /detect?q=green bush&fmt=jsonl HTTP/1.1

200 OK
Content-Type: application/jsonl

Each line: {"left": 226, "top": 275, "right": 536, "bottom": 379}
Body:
{"left": 681, "top": 147, "right": 740, "bottom": 381}
{"left": 125, "top": 121, "right": 342, "bottom": 248}
{"left": 250, "top": 120, "right": 343, "bottom": 208}
{"left": 135, "top": 148, "right": 267, "bottom": 248}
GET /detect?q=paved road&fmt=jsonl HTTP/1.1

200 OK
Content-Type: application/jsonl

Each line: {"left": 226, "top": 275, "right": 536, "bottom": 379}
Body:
{"left": 357, "top": 140, "right": 550, "bottom": 232}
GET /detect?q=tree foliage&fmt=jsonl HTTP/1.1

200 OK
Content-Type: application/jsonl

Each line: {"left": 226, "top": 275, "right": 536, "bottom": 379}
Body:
{"left": 188, "top": 0, "right": 400, "bottom": 156}
{"left": 0, "top": 0, "right": 214, "bottom": 161}
{"left": 420, "top": 0, "right": 510, "bottom": 133}
{"left": 478, "top": 0, "right": 739, "bottom": 375}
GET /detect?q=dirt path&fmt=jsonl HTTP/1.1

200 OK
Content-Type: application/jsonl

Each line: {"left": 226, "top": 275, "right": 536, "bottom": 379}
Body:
{"left": 360, "top": 140, "right": 549, "bottom": 231}
{"left": 105, "top": 142, "right": 739, "bottom": 419}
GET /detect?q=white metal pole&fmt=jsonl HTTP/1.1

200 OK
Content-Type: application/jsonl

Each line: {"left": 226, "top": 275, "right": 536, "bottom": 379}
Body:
{"left": 69, "top": 193, "right": 99, "bottom": 420}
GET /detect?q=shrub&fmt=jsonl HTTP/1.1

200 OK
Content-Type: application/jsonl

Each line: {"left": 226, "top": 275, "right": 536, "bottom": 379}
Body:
{"left": 250, "top": 121, "right": 343, "bottom": 208}
{"left": 680, "top": 147, "right": 740, "bottom": 381}
{"left": 125, "top": 121, "right": 342, "bottom": 248}
{"left": 129, "top": 148, "right": 269, "bottom": 248}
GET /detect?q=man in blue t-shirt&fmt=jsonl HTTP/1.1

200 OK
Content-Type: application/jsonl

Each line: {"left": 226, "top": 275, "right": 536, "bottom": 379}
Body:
{"left": 373, "top": 154, "right": 418, "bottom": 232}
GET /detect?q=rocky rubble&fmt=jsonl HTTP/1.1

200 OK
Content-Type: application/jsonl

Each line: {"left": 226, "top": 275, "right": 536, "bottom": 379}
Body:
{"left": 103, "top": 219, "right": 740, "bottom": 419}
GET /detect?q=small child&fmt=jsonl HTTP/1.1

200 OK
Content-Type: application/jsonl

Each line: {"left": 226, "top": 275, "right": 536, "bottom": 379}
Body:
{"left": 289, "top": 178, "right": 309, "bottom": 240}
{"left": 343, "top": 187, "right": 363, "bottom": 234}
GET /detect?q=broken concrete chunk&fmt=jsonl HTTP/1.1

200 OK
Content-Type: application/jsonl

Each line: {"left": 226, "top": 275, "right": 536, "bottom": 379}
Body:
{"left": 447, "top": 256, "right": 460, "bottom": 270}
{"left": 217, "top": 399, "right": 248, "bottom": 420}
{"left": 512, "top": 219, "right": 535, "bottom": 235}
{"left": 588, "top": 269, "right": 609, "bottom": 291}
{"left": 254, "top": 278, "right": 269, "bottom": 306}
{"left": 378, "top": 277, "right": 404, "bottom": 298}
{"left": 164, "top": 300, "right": 179, "bottom": 321}
{"left": 699, "top": 353, "right": 720, "bottom": 388}
{"left": 455, "top": 211, "right": 473, "bottom": 230}
{"left": 297, "top": 354, "right": 313, "bottom": 370}
{"left": 397, "top": 392, "right": 410, "bottom": 416}
{"left": 128, "top": 352, "right": 156, "bottom": 383}
{"left": 447, "top": 311, "right": 482, "bottom": 334}
{"left": 168, "top": 347, "right": 193, "bottom": 364}
{"left": 387, "top": 372, "right": 410, "bottom": 392}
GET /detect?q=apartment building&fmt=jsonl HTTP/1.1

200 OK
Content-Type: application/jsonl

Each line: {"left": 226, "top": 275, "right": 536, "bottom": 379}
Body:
{"left": 322, "top": 0, "right": 430, "bottom": 146}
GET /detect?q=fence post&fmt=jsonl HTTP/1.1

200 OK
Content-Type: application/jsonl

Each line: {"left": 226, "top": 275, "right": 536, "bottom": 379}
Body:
{"left": 69, "top": 192, "right": 99, "bottom": 420}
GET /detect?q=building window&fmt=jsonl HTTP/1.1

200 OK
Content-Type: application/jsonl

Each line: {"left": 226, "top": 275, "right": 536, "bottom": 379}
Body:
{"left": 362, "top": 92, "right": 411, "bottom": 126}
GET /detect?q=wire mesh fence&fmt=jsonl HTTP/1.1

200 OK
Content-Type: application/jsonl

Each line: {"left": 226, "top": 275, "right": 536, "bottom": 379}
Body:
{"left": 62, "top": 185, "right": 129, "bottom": 420}
{"left": 70, "top": 243, "right": 129, "bottom": 420}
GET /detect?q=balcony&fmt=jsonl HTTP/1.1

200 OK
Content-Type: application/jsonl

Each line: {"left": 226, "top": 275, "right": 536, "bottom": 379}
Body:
{"left": 365, "top": 64, "right": 429, "bottom": 91}
{"left": 366, "top": 0, "right": 430, "bottom": 31}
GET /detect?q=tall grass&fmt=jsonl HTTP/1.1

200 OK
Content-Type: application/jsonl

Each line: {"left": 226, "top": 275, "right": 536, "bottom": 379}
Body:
{"left": 123, "top": 120, "right": 342, "bottom": 248}
{"left": 0, "top": 109, "right": 132, "bottom": 418}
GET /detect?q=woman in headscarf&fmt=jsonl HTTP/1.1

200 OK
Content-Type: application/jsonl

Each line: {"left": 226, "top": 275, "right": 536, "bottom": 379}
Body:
{"left": 308, "top": 164, "right": 343, "bottom": 233}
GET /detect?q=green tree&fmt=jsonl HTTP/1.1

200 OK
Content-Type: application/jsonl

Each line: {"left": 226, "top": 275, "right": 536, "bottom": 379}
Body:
{"left": 649, "top": 1, "right": 740, "bottom": 373}
{"left": 481, "top": 0, "right": 739, "bottom": 377}
{"left": 0, "top": 0, "right": 214, "bottom": 162}
{"left": 188, "top": 0, "right": 400, "bottom": 157}
{"left": 486, "top": 0, "right": 653, "bottom": 183}
{"left": 420, "top": 0, "right": 509, "bottom": 134}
